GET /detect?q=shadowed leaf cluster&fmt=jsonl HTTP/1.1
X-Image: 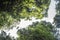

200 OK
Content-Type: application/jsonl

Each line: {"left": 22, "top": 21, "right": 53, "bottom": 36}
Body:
{"left": 17, "top": 21, "right": 55, "bottom": 40}
{"left": 0, "top": 0, "right": 50, "bottom": 28}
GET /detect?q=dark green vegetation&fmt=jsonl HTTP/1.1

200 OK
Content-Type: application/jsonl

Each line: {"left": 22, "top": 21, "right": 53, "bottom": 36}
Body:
{"left": 0, "top": 0, "right": 56, "bottom": 40}
{"left": 54, "top": 0, "right": 60, "bottom": 28}
{"left": 54, "top": 0, "right": 60, "bottom": 40}
{"left": 55, "top": 0, "right": 60, "bottom": 15}
{"left": 0, "top": 31, "right": 12, "bottom": 40}
{"left": 17, "top": 21, "right": 55, "bottom": 40}
{"left": 0, "top": 21, "right": 56, "bottom": 40}
{"left": 0, "top": 0, "right": 50, "bottom": 28}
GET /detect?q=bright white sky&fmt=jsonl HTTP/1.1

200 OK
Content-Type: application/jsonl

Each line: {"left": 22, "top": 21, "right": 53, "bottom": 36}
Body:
{"left": 0, "top": 0, "right": 58, "bottom": 39}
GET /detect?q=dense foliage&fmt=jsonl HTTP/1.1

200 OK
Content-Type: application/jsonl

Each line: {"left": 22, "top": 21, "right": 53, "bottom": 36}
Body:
{"left": 0, "top": 0, "right": 50, "bottom": 28}
{"left": 0, "top": 21, "right": 55, "bottom": 40}
{"left": 54, "top": 0, "right": 60, "bottom": 40}
{"left": 55, "top": 0, "right": 60, "bottom": 15}
{"left": 17, "top": 21, "right": 55, "bottom": 40}
{"left": 0, "top": 0, "right": 56, "bottom": 40}
{"left": 0, "top": 31, "right": 13, "bottom": 40}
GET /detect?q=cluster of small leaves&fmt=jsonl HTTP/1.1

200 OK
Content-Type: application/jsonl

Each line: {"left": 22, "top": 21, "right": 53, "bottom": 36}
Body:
{"left": 14, "top": 0, "right": 50, "bottom": 19}
{"left": 54, "top": 0, "right": 60, "bottom": 21}
{"left": 55, "top": 0, "right": 60, "bottom": 14}
{"left": 54, "top": 0, "right": 60, "bottom": 39}
{"left": 0, "top": 12, "right": 15, "bottom": 27}
{"left": 17, "top": 21, "right": 55, "bottom": 40}
{"left": 0, "top": 31, "right": 13, "bottom": 40}
{"left": 0, "top": 0, "right": 50, "bottom": 27}
{"left": 0, "top": 0, "right": 50, "bottom": 28}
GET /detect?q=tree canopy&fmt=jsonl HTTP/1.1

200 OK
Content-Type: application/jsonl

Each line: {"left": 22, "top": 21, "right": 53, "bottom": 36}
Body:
{"left": 0, "top": 21, "right": 56, "bottom": 40}
{"left": 0, "top": 0, "right": 50, "bottom": 28}
{"left": 0, "top": 0, "right": 56, "bottom": 40}
{"left": 54, "top": 0, "right": 60, "bottom": 39}
{"left": 17, "top": 21, "right": 55, "bottom": 40}
{"left": 0, "top": 31, "right": 13, "bottom": 40}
